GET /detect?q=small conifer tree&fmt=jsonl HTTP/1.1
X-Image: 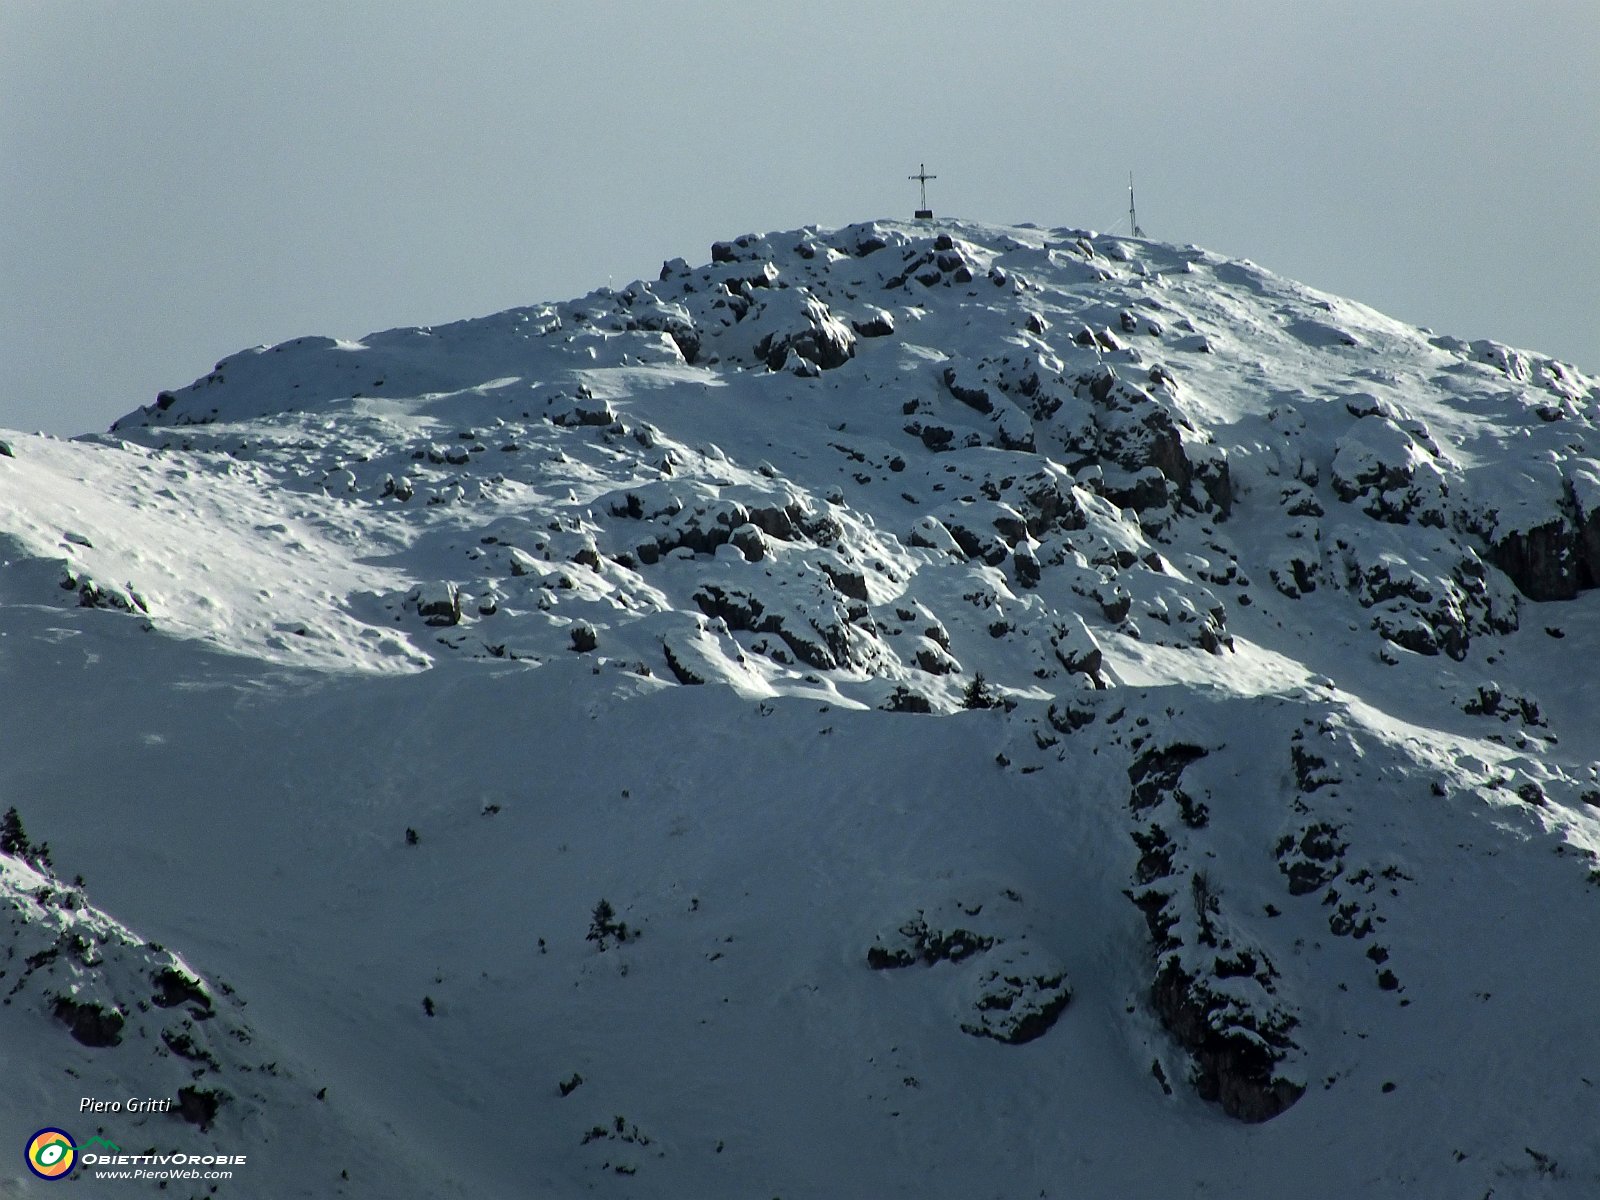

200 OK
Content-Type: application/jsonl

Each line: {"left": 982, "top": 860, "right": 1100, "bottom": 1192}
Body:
{"left": 587, "top": 899, "right": 630, "bottom": 949}
{"left": 1, "top": 807, "right": 28, "bottom": 857}
{"left": 962, "top": 672, "right": 999, "bottom": 710}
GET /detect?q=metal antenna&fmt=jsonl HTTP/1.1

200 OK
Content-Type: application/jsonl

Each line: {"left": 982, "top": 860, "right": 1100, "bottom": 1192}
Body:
{"left": 1128, "top": 172, "right": 1145, "bottom": 238}
{"left": 910, "top": 163, "right": 936, "bottom": 220}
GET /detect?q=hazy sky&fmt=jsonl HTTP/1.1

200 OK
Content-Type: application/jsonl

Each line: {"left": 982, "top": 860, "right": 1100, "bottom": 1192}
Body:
{"left": 3, "top": 2, "right": 1596, "bottom": 436}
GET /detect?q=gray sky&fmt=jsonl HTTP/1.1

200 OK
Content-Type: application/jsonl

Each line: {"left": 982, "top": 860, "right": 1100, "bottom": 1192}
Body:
{"left": 3, "top": 1, "right": 1596, "bottom": 436}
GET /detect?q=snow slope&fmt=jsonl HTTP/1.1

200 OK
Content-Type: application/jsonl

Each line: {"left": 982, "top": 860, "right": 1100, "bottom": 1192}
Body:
{"left": 3, "top": 218, "right": 1600, "bottom": 1197}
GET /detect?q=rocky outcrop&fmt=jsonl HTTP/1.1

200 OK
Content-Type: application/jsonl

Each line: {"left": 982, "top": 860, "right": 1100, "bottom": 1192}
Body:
{"left": 1489, "top": 515, "right": 1582, "bottom": 602}
{"left": 53, "top": 995, "right": 126, "bottom": 1047}
{"left": 1275, "top": 822, "right": 1347, "bottom": 896}
{"left": 176, "top": 1085, "right": 226, "bottom": 1130}
{"left": 867, "top": 912, "right": 994, "bottom": 968}
{"left": 1330, "top": 415, "right": 1449, "bottom": 527}
{"left": 746, "top": 288, "right": 857, "bottom": 373}
{"left": 962, "top": 956, "right": 1073, "bottom": 1045}
{"left": 1149, "top": 959, "right": 1303, "bottom": 1122}
{"left": 1332, "top": 531, "right": 1518, "bottom": 660}
{"left": 867, "top": 893, "right": 1072, "bottom": 1046}
{"left": 1126, "top": 743, "right": 1304, "bottom": 1122}
{"left": 412, "top": 582, "right": 462, "bottom": 626}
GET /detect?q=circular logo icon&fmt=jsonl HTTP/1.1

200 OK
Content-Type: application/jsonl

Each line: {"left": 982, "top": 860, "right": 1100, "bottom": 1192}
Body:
{"left": 26, "top": 1129, "right": 76, "bottom": 1180}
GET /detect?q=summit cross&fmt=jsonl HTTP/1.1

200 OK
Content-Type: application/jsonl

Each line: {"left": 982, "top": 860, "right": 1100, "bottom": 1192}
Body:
{"left": 909, "top": 163, "right": 936, "bottom": 219}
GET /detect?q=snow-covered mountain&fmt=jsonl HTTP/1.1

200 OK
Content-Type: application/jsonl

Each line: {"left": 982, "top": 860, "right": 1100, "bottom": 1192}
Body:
{"left": 4, "top": 218, "right": 1600, "bottom": 1197}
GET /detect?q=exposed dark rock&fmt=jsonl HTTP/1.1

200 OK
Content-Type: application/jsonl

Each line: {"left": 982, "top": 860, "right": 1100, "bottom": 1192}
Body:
{"left": 1290, "top": 737, "right": 1340, "bottom": 793}
{"left": 1490, "top": 516, "right": 1581, "bottom": 602}
{"left": 1327, "top": 893, "right": 1375, "bottom": 939}
{"left": 161, "top": 1028, "right": 217, "bottom": 1066}
{"left": 1270, "top": 547, "right": 1320, "bottom": 599}
{"left": 62, "top": 569, "right": 147, "bottom": 615}
{"left": 175, "top": 1085, "right": 225, "bottom": 1130}
{"left": 690, "top": 582, "right": 859, "bottom": 672}
{"left": 1132, "top": 823, "right": 1175, "bottom": 886}
{"left": 53, "top": 995, "right": 125, "bottom": 1047}
{"left": 1275, "top": 823, "right": 1347, "bottom": 895}
{"left": 749, "top": 290, "right": 856, "bottom": 372}
{"left": 729, "top": 524, "right": 767, "bottom": 562}
{"left": 1074, "top": 368, "right": 1208, "bottom": 513}
{"left": 551, "top": 396, "right": 617, "bottom": 428}
{"left": 1048, "top": 617, "right": 1103, "bottom": 679}
{"left": 1128, "top": 744, "right": 1209, "bottom": 812}
{"left": 867, "top": 914, "right": 994, "bottom": 969}
{"left": 914, "top": 641, "right": 958, "bottom": 675}
{"left": 661, "top": 639, "right": 705, "bottom": 685}
{"left": 1001, "top": 470, "right": 1088, "bottom": 535}
{"left": 818, "top": 562, "right": 868, "bottom": 601}
{"left": 1129, "top": 885, "right": 1180, "bottom": 953}
{"left": 942, "top": 366, "right": 995, "bottom": 414}
{"left": 1046, "top": 700, "right": 1095, "bottom": 733}
{"left": 1570, "top": 481, "right": 1600, "bottom": 588}
{"left": 851, "top": 309, "right": 895, "bottom": 338}
{"left": 1102, "top": 466, "right": 1171, "bottom": 512}
{"left": 909, "top": 422, "right": 955, "bottom": 452}
{"left": 882, "top": 686, "right": 933, "bottom": 713}
{"left": 151, "top": 966, "right": 212, "bottom": 1012}
{"left": 1150, "top": 961, "right": 1303, "bottom": 1123}
{"left": 691, "top": 585, "right": 764, "bottom": 635}
{"left": 1461, "top": 683, "right": 1545, "bottom": 727}
{"left": 1192, "top": 447, "right": 1233, "bottom": 516}
{"left": 1123, "top": 744, "right": 1304, "bottom": 1122}
{"left": 935, "top": 508, "right": 1013, "bottom": 566}
{"left": 414, "top": 583, "right": 462, "bottom": 626}
{"left": 1013, "top": 547, "right": 1041, "bottom": 588}
{"left": 1097, "top": 585, "right": 1132, "bottom": 623}
{"left": 627, "top": 305, "right": 701, "bottom": 364}
{"left": 961, "top": 964, "right": 1072, "bottom": 1044}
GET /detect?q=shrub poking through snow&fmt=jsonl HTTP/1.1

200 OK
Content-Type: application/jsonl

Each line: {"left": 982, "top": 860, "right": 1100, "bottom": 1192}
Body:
{"left": 587, "top": 898, "right": 631, "bottom": 950}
